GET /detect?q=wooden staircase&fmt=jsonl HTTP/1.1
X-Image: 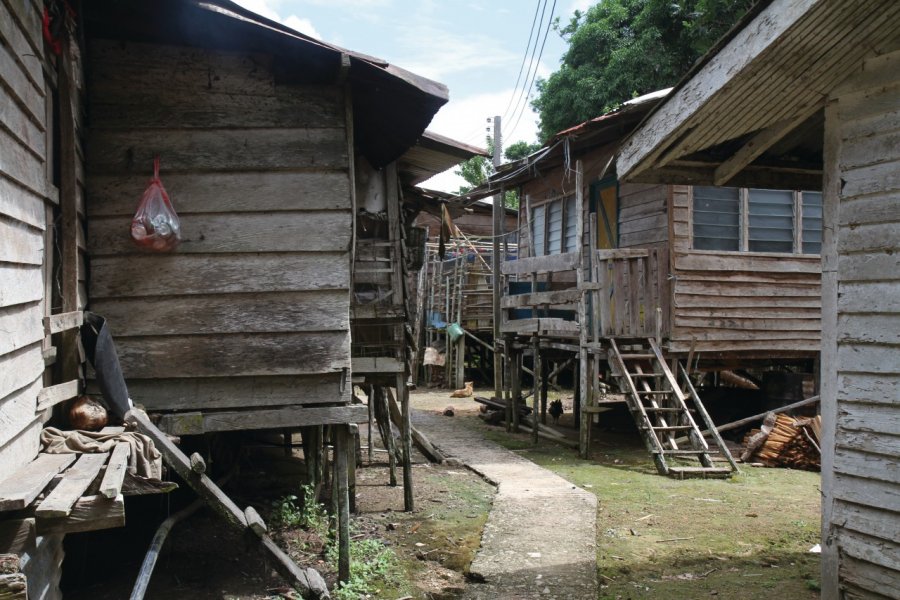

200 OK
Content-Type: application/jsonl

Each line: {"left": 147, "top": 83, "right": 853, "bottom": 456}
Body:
{"left": 607, "top": 338, "right": 739, "bottom": 478}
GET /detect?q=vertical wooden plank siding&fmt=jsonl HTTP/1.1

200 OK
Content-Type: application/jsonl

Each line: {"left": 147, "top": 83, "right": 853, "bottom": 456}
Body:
{"left": 824, "top": 50, "right": 900, "bottom": 598}
{"left": 85, "top": 40, "right": 353, "bottom": 414}
{"left": 0, "top": 0, "right": 47, "bottom": 475}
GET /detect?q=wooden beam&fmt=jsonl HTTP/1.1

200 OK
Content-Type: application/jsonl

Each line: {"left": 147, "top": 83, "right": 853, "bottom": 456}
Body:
{"left": 713, "top": 103, "right": 823, "bottom": 186}
{"left": 35, "top": 380, "right": 80, "bottom": 412}
{"left": 36, "top": 494, "right": 124, "bottom": 535}
{"left": 0, "top": 455, "right": 76, "bottom": 511}
{"left": 42, "top": 311, "right": 83, "bottom": 336}
{"left": 500, "top": 251, "right": 579, "bottom": 275}
{"left": 500, "top": 289, "right": 581, "bottom": 309}
{"left": 36, "top": 454, "right": 109, "bottom": 519}
{"left": 156, "top": 404, "right": 369, "bottom": 435}
{"left": 99, "top": 443, "right": 130, "bottom": 499}
{"left": 352, "top": 357, "right": 405, "bottom": 374}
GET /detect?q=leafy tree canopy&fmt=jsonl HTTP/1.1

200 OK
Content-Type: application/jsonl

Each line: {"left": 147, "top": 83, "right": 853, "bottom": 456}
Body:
{"left": 532, "top": 0, "right": 753, "bottom": 141}
{"left": 504, "top": 140, "right": 542, "bottom": 162}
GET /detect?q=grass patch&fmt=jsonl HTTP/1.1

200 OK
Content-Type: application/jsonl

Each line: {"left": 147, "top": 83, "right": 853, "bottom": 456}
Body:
{"left": 483, "top": 426, "right": 821, "bottom": 600}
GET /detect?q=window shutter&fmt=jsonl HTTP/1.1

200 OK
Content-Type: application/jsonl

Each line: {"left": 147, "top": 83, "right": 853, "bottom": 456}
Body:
{"left": 564, "top": 195, "right": 577, "bottom": 252}
{"left": 801, "top": 191, "right": 822, "bottom": 254}
{"left": 532, "top": 205, "right": 545, "bottom": 256}
{"left": 693, "top": 186, "right": 740, "bottom": 251}
{"left": 748, "top": 189, "right": 794, "bottom": 252}
{"left": 547, "top": 200, "right": 563, "bottom": 254}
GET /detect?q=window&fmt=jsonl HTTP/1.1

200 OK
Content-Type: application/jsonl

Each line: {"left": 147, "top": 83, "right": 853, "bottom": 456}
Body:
{"left": 692, "top": 187, "right": 822, "bottom": 254}
{"left": 748, "top": 189, "right": 794, "bottom": 253}
{"left": 531, "top": 195, "right": 578, "bottom": 256}
{"left": 693, "top": 187, "right": 740, "bottom": 251}
{"left": 801, "top": 192, "right": 822, "bottom": 254}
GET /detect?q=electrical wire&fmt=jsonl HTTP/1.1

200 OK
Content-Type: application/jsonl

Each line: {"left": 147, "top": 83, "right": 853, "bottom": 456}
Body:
{"left": 504, "top": 0, "right": 550, "bottom": 141}
{"left": 500, "top": 0, "right": 544, "bottom": 123}
{"left": 507, "top": 0, "right": 557, "bottom": 142}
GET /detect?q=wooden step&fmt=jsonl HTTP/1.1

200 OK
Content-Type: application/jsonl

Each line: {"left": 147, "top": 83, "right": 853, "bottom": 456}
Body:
{"left": 649, "top": 425, "right": 693, "bottom": 431}
{"left": 668, "top": 467, "right": 734, "bottom": 479}
{"left": 643, "top": 407, "right": 683, "bottom": 412}
{"left": 655, "top": 449, "right": 710, "bottom": 455}
{"left": 636, "top": 390, "right": 672, "bottom": 395}
{"left": 620, "top": 353, "right": 654, "bottom": 360}
{"left": 628, "top": 373, "right": 660, "bottom": 378}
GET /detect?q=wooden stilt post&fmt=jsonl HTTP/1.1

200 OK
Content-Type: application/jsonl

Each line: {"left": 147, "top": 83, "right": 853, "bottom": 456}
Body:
{"left": 532, "top": 337, "right": 541, "bottom": 445}
{"left": 540, "top": 359, "right": 549, "bottom": 425}
{"left": 574, "top": 159, "right": 590, "bottom": 458}
{"left": 374, "top": 387, "right": 397, "bottom": 486}
{"left": 511, "top": 349, "right": 521, "bottom": 432}
{"left": 398, "top": 374, "right": 414, "bottom": 512}
{"left": 367, "top": 384, "right": 374, "bottom": 463}
{"left": 348, "top": 423, "right": 358, "bottom": 514}
{"left": 334, "top": 425, "right": 351, "bottom": 584}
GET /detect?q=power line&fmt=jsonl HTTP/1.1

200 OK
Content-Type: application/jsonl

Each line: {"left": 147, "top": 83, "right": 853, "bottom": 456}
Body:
{"left": 504, "top": 0, "right": 549, "bottom": 135}
{"left": 500, "top": 0, "right": 543, "bottom": 123}
{"left": 507, "top": 0, "right": 557, "bottom": 141}
{"left": 460, "top": 0, "right": 546, "bottom": 147}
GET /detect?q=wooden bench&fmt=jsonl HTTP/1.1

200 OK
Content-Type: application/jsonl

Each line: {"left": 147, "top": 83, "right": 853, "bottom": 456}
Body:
{"left": 0, "top": 429, "right": 176, "bottom": 537}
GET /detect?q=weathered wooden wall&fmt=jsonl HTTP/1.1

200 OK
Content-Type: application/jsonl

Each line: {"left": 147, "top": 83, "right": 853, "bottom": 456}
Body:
{"left": 617, "top": 182, "right": 667, "bottom": 248}
{"left": 85, "top": 39, "right": 353, "bottom": 415}
{"left": 821, "top": 49, "right": 900, "bottom": 599}
{"left": 415, "top": 205, "right": 516, "bottom": 241}
{"left": 0, "top": 0, "right": 48, "bottom": 478}
{"left": 1, "top": 3, "right": 81, "bottom": 599}
{"left": 667, "top": 185, "right": 821, "bottom": 355}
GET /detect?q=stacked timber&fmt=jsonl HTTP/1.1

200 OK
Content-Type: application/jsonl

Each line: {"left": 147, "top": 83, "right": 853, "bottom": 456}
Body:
{"left": 742, "top": 413, "right": 821, "bottom": 471}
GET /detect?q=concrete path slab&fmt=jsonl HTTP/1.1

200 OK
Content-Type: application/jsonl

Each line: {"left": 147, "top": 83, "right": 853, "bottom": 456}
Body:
{"left": 413, "top": 410, "right": 598, "bottom": 600}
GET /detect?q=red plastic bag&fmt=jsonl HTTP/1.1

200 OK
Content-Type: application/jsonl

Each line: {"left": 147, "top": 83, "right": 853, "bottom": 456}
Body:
{"left": 131, "top": 158, "right": 181, "bottom": 251}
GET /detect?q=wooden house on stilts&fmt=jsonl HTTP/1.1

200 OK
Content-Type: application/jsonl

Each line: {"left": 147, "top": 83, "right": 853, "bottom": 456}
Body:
{"left": 0, "top": 0, "right": 456, "bottom": 593}
{"left": 468, "top": 87, "right": 826, "bottom": 477}
{"left": 617, "top": 0, "right": 900, "bottom": 594}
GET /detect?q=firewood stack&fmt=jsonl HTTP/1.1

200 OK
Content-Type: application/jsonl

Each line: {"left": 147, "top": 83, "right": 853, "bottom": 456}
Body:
{"left": 742, "top": 413, "right": 822, "bottom": 471}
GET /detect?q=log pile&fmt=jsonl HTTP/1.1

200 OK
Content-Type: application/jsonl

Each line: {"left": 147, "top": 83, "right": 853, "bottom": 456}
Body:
{"left": 742, "top": 413, "right": 821, "bottom": 471}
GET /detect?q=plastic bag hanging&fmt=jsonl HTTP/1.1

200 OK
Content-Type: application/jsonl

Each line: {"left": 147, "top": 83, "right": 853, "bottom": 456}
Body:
{"left": 131, "top": 157, "right": 181, "bottom": 251}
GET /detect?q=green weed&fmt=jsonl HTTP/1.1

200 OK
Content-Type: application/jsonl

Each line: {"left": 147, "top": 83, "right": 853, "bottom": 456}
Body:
{"left": 327, "top": 536, "right": 403, "bottom": 600}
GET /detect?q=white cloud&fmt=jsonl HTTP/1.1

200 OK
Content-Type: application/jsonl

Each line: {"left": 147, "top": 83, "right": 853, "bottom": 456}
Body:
{"left": 393, "top": 22, "right": 517, "bottom": 81}
{"left": 419, "top": 87, "right": 542, "bottom": 193}
{"left": 569, "top": 0, "right": 594, "bottom": 15}
{"left": 233, "top": 0, "right": 321, "bottom": 39}
{"left": 283, "top": 15, "right": 321, "bottom": 38}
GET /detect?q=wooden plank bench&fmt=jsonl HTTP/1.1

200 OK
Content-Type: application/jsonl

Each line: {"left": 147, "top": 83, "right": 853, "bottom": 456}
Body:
{"left": 0, "top": 437, "right": 176, "bottom": 536}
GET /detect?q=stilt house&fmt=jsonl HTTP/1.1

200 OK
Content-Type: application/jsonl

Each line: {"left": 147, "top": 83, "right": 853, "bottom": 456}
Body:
{"left": 0, "top": 0, "right": 451, "bottom": 594}
{"left": 463, "top": 88, "right": 823, "bottom": 476}
{"left": 616, "top": 0, "right": 900, "bottom": 595}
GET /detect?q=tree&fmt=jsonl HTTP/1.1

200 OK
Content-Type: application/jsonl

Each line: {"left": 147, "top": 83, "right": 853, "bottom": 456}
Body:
{"left": 504, "top": 141, "right": 542, "bottom": 162}
{"left": 532, "top": 0, "right": 753, "bottom": 141}
{"left": 454, "top": 138, "right": 538, "bottom": 209}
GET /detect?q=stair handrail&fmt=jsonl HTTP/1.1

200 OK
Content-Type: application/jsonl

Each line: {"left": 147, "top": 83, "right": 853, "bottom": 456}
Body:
{"left": 678, "top": 362, "right": 741, "bottom": 473}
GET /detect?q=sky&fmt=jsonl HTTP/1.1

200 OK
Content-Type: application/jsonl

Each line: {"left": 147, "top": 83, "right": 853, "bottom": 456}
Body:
{"left": 233, "top": 0, "right": 594, "bottom": 191}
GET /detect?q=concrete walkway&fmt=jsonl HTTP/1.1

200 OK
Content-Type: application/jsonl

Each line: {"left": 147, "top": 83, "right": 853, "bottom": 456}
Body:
{"left": 413, "top": 410, "right": 598, "bottom": 600}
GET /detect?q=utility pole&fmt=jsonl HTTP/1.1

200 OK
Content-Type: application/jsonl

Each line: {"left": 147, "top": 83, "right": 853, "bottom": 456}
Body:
{"left": 490, "top": 116, "right": 505, "bottom": 419}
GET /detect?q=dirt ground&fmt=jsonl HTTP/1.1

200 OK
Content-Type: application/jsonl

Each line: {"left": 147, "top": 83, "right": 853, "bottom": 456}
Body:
{"left": 61, "top": 385, "right": 822, "bottom": 599}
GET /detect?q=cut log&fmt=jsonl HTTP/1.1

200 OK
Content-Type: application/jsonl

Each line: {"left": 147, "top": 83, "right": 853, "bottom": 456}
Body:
{"left": 674, "top": 395, "right": 819, "bottom": 445}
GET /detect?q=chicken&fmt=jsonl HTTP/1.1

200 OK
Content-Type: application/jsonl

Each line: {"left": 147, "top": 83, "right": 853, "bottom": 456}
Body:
{"left": 548, "top": 399, "right": 564, "bottom": 425}
{"left": 450, "top": 381, "right": 474, "bottom": 398}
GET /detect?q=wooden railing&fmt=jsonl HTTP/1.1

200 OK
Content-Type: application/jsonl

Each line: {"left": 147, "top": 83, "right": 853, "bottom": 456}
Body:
{"left": 593, "top": 249, "right": 665, "bottom": 338}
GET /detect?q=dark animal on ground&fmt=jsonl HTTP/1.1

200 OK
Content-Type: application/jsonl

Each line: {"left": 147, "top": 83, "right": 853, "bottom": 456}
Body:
{"left": 549, "top": 399, "right": 564, "bottom": 425}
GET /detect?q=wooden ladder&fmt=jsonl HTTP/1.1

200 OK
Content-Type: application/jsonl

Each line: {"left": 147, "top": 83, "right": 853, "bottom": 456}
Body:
{"left": 607, "top": 338, "right": 739, "bottom": 478}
